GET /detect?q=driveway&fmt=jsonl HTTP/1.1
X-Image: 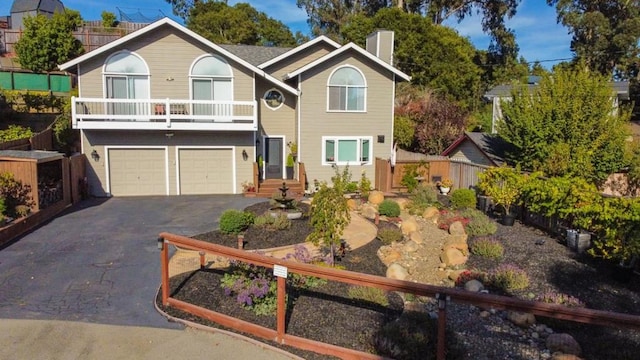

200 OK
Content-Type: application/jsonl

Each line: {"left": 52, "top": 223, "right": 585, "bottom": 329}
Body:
{"left": 0, "top": 195, "right": 262, "bottom": 326}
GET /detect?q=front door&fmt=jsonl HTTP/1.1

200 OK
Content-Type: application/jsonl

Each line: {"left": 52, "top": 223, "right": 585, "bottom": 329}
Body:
{"left": 265, "top": 138, "right": 283, "bottom": 179}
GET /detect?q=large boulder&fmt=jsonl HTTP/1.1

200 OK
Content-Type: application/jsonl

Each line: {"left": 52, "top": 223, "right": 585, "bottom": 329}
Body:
{"left": 393, "top": 198, "right": 410, "bottom": 210}
{"left": 368, "top": 191, "right": 385, "bottom": 205}
{"left": 386, "top": 263, "right": 409, "bottom": 281}
{"left": 346, "top": 198, "right": 358, "bottom": 210}
{"left": 401, "top": 217, "right": 419, "bottom": 235}
{"left": 377, "top": 247, "right": 402, "bottom": 266}
{"left": 464, "top": 279, "right": 484, "bottom": 292}
{"left": 409, "top": 231, "right": 423, "bottom": 244}
{"left": 403, "top": 240, "right": 419, "bottom": 253}
{"left": 422, "top": 206, "right": 440, "bottom": 219}
{"left": 361, "top": 204, "right": 378, "bottom": 220}
{"left": 443, "top": 237, "right": 469, "bottom": 255}
{"left": 546, "top": 333, "right": 582, "bottom": 356}
{"left": 440, "top": 248, "right": 468, "bottom": 267}
{"left": 449, "top": 221, "right": 466, "bottom": 235}
{"left": 551, "top": 355, "right": 583, "bottom": 360}
{"left": 507, "top": 311, "right": 536, "bottom": 328}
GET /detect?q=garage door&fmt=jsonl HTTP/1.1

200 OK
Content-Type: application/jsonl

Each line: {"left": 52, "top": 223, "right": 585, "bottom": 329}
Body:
{"left": 108, "top": 148, "right": 167, "bottom": 196}
{"left": 179, "top": 148, "right": 233, "bottom": 195}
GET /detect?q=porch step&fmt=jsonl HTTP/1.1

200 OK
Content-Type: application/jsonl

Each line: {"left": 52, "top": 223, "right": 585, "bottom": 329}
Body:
{"left": 257, "top": 179, "right": 304, "bottom": 198}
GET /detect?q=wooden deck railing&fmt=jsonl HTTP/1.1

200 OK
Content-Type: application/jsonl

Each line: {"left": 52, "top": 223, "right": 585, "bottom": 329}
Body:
{"left": 158, "top": 232, "right": 640, "bottom": 360}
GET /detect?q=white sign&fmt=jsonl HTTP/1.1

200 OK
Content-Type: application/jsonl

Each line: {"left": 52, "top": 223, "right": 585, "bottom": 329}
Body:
{"left": 273, "top": 265, "right": 288, "bottom": 278}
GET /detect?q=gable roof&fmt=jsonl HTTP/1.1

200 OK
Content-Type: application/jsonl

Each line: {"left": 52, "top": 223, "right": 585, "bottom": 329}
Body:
{"left": 258, "top": 36, "right": 341, "bottom": 69}
{"left": 283, "top": 42, "right": 411, "bottom": 81}
{"left": 58, "top": 17, "right": 299, "bottom": 96}
{"left": 11, "top": 0, "right": 63, "bottom": 13}
{"left": 219, "top": 44, "right": 291, "bottom": 67}
{"left": 485, "top": 80, "right": 630, "bottom": 100}
{"left": 441, "top": 131, "right": 508, "bottom": 166}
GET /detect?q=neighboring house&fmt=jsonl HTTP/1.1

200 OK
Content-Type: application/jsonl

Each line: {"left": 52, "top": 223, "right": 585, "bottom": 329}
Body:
{"left": 9, "top": 0, "right": 65, "bottom": 30}
{"left": 441, "top": 131, "right": 507, "bottom": 167}
{"left": 484, "top": 77, "right": 630, "bottom": 134}
{"left": 58, "top": 18, "right": 410, "bottom": 197}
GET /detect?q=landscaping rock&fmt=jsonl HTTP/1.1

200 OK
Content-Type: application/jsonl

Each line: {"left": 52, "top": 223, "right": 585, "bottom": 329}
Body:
{"left": 393, "top": 198, "right": 410, "bottom": 210}
{"left": 551, "top": 354, "right": 583, "bottom": 360}
{"left": 440, "top": 248, "right": 468, "bottom": 267}
{"left": 443, "top": 237, "right": 469, "bottom": 254}
{"left": 361, "top": 204, "right": 378, "bottom": 220}
{"left": 368, "top": 191, "right": 385, "bottom": 205}
{"left": 377, "top": 246, "right": 402, "bottom": 266}
{"left": 448, "top": 269, "right": 466, "bottom": 281}
{"left": 449, "top": 221, "right": 466, "bottom": 235}
{"left": 403, "top": 240, "right": 419, "bottom": 253}
{"left": 346, "top": 199, "right": 358, "bottom": 210}
{"left": 386, "top": 263, "right": 409, "bottom": 281}
{"left": 507, "top": 311, "right": 536, "bottom": 328}
{"left": 422, "top": 207, "right": 440, "bottom": 219}
{"left": 409, "top": 231, "right": 423, "bottom": 244}
{"left": 401, "top": 217, "right": 418, "bottom": 235}
{"left": 546, "top": 333, "right": 582, "bottom": 356}
{"left": 464, "top": 279, "right": 484, "bottom": 292}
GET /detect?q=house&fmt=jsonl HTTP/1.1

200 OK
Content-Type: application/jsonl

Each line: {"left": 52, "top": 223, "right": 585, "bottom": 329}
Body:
{"left": 58, "top": 18, "right": 410, "bottom": 197}
{"left": 484, "top": 76, "right": 630, "bottom": 134}
{"left": 441, "top": 131, "right": 508, "bottom": 167}
{"left": 9, "top": 0, "right": 65, "bottom": 30}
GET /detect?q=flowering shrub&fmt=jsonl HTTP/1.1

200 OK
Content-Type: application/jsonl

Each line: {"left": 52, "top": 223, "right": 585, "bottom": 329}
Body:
{"left": 283, "top": 244, "right": 327, "bottom": 289}
{"left": 220, "top": 261, "right": 279, "bottom": 316}
{"left": 438, "top": 209, "right": 470, "bottom": 231}
{"left": 459, "top": 208, "right": 497, "bottom": 236}
{"left": 535, "top": 291, "right": 585, "bottom": 307}
{"left": 454, "top": 269, "right": 487, "bottom": 287}
{"left": 470, "top": 236, "right": 504, "bottom": 258}
{"left": 489, "top": 264, "right": 530, "bottom": 291}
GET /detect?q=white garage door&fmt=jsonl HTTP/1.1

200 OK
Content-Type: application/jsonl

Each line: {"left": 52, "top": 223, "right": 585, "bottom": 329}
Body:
{"left": 108, "top": 148, "right": 167, "bottom": 196}
{"left": 179, "top": 148, "right": 233, "bottom": 195}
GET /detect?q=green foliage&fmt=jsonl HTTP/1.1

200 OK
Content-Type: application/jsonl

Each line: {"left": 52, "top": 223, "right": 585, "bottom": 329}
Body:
{"left": 450, "top": 189, "right": 477, "bottom": 209}
{"left": 254, "top": 213, "right": 291, "bottom": 230}
{"left": 459, "top": 208, "right": 498, "bottom": 236}
{"left": 400, "top": 162, "right": 428, "bottom": 193}
{"left": 498, "top": 67, "right": 630, "bottom": 184}
{"left": 22, "top": 91, "right": 64, "bottom": 113}
{"left": 0, "top": 197, "right": 6, "bottom": 219}
{"left": 0, "top": 172, "right": 33, "bottom": 218}
{"left": 470, "top": 236, "right": 504, "bottom": 259}
{"left": 358, "top": 170, "right": 372, "bottom": 197}
{"left": 15, "top": 11, "right": 84, "bottom": 72}
{"left": 0, "top": 125, "right": 33, "bottom": 142}
{"left": 308, "top": 166, "right": 351, "bottom": 258}
{"left": 101, "top": 11, "right": 118, "bottom": 28}
{"left": 377, "top": 226, "right": 403, "bottom": 245}
{"left": 219, "top": 209, "right": 254, "bottom": 234}
{"left": 489, "top": 264, "right": 530, "bottom": 291}
{"left": 535, "top": 291, "right": 585, "bottom": 308}
{"left": 477, "top": 166, "right": 528, "bottom": 215}
{"left": 374, "top": 310, "right": 437, "bottom": 360}
{"left": 393, "top": 115, "right": 415, "bottom": 149}
{"left": 378, "top": 200, "right": 401, "bottom": 217}
{"left": 220, "top": 262, "right": 279, "bottom": 316}
{"left": 187, "top": 1, "right": 299, "bottom": 46}
{"left": 406, "top": 184, "right": 439, "bottom": 215}
{"left": 345, "top": 181, "right": 358, "bottom": 193}
{"left": 286, "top": 153, "right": 294, "bottom": 167}
{"left": 347, "top": 286, "right": 389, "bottom": 306}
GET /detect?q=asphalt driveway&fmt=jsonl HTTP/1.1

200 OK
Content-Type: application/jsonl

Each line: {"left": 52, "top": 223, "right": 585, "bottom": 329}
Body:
{"left": 0, "top": 195, "right": 262, "bottom": 327}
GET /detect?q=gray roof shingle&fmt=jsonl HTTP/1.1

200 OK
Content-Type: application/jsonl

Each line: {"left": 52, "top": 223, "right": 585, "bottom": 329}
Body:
{"left": 218, "top": 44, "right": 291, "bottom": 67}
{"left": 11, "top": 0, "right": 64, "bottom": 13}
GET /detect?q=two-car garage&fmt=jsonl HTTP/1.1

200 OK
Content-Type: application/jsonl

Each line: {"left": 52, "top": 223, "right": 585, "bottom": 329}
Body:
{"left": 106, "top": 147, "right": 234, "bottom": 196}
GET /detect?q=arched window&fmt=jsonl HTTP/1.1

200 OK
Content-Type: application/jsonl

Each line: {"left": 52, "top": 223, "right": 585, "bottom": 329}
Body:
{"left": 327, "top": 66, "right": 366, "bottom": 112}
{"left": 190, "top": 55, "right": 233, "bottom": 116}
{"left": 103, "top": 51, "right": 149, "bottom": 115}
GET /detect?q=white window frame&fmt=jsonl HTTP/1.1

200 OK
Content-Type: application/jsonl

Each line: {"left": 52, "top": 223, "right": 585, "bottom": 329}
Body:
{"left": 189, "top": 54, "right": 234, "bottom": 102}
{"left": 322, "top": 136, "right": 373, "bottom": 166}
{"left": 262, "top": 88, "right": 285, "bottom": 110}
{"left": 102, "top": 50, "right": 150, "bottom": 99}
{"left": 326, "top": 65, "right": 367, "bottom": 113}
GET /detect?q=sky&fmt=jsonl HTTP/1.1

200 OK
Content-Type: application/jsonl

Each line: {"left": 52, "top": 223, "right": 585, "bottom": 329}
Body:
{"left": 0, "top": 0, "right": 573, "bottom": 68}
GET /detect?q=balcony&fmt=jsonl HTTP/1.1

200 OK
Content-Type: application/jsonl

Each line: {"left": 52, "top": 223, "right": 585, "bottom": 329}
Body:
{"left": 71, "top": 97, "right": 258, "bottom": 131}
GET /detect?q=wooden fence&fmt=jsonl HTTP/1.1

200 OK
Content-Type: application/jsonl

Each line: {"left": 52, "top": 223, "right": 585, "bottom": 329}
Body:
{"left": 0, "top": 128, "right": 52, "bottom": 151}
{"left": 375, "top": 157, "right": 490, "bottom": 193}
{"left": 158, "top": 232, "right": 640, "bottom": 360}
{"left": 69, "top": 154, "right": 87, "bottom": 204}
{"left": 1, "top": 28, "right": 131, "bottom": 55}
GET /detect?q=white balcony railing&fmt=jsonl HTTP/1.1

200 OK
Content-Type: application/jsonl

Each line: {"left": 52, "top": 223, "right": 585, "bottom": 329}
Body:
{"left": 71, "top": 97, "right": 258, "bottom": 131}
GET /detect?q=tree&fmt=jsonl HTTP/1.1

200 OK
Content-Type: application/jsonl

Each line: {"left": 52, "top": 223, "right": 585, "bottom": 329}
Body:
{"left": 296, "top": 0, "right": 386, "bottom": 41}
{"left": 498, "top": 66, "right": 631, "bottom": 184}
{"left": 187, "top": 1, "right": 299, "bottom": 46}
{"left": 165, "top": 0, "right": 201, "bottom": 20}
{"left": 15, "top": 10, "right": 84, "bottom": 73}
{"left": 547, "top": 0, "right": 640, "bottom": 79}
{"left": 101, "top": 11, "right": 118, "bottom": 28}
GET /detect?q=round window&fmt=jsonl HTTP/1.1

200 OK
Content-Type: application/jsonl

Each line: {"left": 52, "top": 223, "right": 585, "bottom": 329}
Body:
{"left": 263, "top": 89, "right": 284, "bottom": 110}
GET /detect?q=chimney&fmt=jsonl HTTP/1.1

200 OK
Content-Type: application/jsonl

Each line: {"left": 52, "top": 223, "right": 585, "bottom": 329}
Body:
{"left": 366, "top": 30, "right": 394, "bottom": 65}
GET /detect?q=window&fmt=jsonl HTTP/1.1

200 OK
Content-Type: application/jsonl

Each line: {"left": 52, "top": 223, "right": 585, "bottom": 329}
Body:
{"left": 263, "top": 89, "right": 284, "bottom": 110}
{"left": 103, "top": 51, "right": 149, "bottom": 115}
{"left": 323, "top": 137, "right": 372, "bottom": 165}
{"left": 327, "top": 66, "right": 366, "bottom": 112}
{"left": 190, "top": 55, "right": 233, "bottom": 116}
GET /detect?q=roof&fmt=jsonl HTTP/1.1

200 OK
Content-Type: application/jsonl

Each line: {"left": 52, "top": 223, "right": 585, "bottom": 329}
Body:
{"left": 283, "top": 42, "right": 411, "bottom": 82}
{"left": 218, "top": 44, "right": 291, "bottom": 67}
{"left": 441, "top": 131, "right": 508, "bottom": 166}
{"left": 485, "top": 80, "right": 630, "bottom": 100}
{"left": 395, "top": 148, "right": 447, "bottom": 162}
{"left": 258, "top": 36, "right": 341, "bottom": 69}
{"left": 58, "top": 17, "right": 300, "bottom": 96}
{"left": 0, "top": 150, "right": 64, "bottom": 162}
{"left": 11, "top": 0, "right": 63, "bottom": 13}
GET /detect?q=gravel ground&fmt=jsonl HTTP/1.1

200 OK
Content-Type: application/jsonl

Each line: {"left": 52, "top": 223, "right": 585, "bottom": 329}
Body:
{"left": 157, "top": 201, "right": 640, "bottom": 359}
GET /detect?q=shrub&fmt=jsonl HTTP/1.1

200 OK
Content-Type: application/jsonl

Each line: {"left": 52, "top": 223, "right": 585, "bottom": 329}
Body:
{"left": 0, "top": 172, "right": 33, "bottom": 218}
{"left": 358, "top": 170, "right": 372, "bottom": 197}
{"left": 454, "top": 269, "right": 487, "bottom": 287}
{"left": 221, "top": 261, "right": 279, "bottom": 316}
{"left": 254, "top": 213, "right": 291, "bottom": 230}
{"left": 450, "top": 189, "right": 477, "bottom": 209}
{"left": 283, "top": 245, "right": 327, "bottom": 289}
{"left": 377, "top": 226, "right": 403, "bottom": 244}
{"left": 489, "top": 264, "right": 530, "bottom": 291}
{"left": 437, "top": 209, "right": 470, "bottom": 231}
{"left": 348, "top": 286, "right": 389, "bottom": 306}
{"left": 406, "top": 184, "right": 439, "bottom": 215}
{"left": 0, "top": 197, "right": 5, "bottom": 219}
{"left": 374, "top": 311, "right": 436, "bottom": 359}
{"left": 459, "top": 208, "right": 497, "bottom": 236}
{"left": 379, "top": 199, "right": 401, "bottom": 217}
{"left": 400, "top": 162, "right": 428, "bottom": 193}
{"left": 219, "top": 209, "right": 253, "bottom": 234}
{"left": 345, "top": 181, "right": 359, "bottom": 193}
{"left": 535, "top": 291, "right": 585, "bottom": 308}
{"left": 470, "top": 236, "right": 504, "bottom": 258}
{"left": 0, "top": 125, "right": 33, "bottom": 142}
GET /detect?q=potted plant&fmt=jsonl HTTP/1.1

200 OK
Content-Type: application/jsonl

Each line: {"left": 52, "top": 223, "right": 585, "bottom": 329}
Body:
{"left": 477, "top": 166, "right": 526, "bottom": 226}
{"left": 257, "top": 155, "right": 264, "bottom": 180}
{"left": 286, "top": 153, "right": 295, "bottom": 179}
{"left": 287, "top": 141, "right": 298, "bottom": 160}
{"left": 437, "top": 178, "right": 454, "bottom": 195}
{"left": 241, "top": 181, "right": 256, "bottom": 197}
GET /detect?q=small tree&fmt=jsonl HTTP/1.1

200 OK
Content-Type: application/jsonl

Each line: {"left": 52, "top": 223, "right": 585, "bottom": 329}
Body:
{"left": 477, "top": 166, "right": 527, "bottom": 217}
{"left": 307, "top": 166, "right": 351, "bottom": 262}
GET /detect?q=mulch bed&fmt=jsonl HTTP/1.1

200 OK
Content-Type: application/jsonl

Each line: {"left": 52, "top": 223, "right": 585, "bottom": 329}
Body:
{"left": 156, "top": 201, "right": 640, "bottom": 359}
